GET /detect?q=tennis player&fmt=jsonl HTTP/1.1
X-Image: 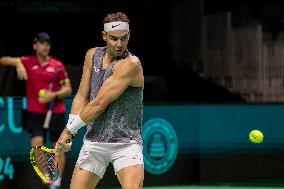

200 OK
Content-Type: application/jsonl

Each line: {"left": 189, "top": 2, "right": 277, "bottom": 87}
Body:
{"left": 0, "top": 32, "right": 72, "bottom": 189}
{"left": 56, "top": 12, "right": 144, "bottom": 189}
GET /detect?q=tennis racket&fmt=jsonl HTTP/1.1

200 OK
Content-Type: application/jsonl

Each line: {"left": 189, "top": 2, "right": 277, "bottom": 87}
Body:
{"left": 30, "top": 146, "right": 59, "bottom": 183}
{"left": 43, "top": 106, "right": 52, "bottom": 129}
{"left": 43, "top": 68, "right": 59, "bottom": 129}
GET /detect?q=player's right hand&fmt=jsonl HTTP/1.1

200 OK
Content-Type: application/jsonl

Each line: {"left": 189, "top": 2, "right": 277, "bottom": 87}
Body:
{"left": 38, "top": 91, "right": 56, "bottom": 104}
{"left": 55, "top": 127, "right": 73, "bottom": 154}
{"left": 16, "top": 61, "right": 27, "bottom": 80}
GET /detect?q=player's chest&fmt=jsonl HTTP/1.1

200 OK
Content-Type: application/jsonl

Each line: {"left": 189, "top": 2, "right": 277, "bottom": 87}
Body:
{"left": 28, "top": 64, "right": 56, "bottom": 82}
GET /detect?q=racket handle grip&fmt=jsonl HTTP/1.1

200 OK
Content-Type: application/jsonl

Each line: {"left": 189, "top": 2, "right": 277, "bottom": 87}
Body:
{"left": 43, "top": 110, "right": 52, "bottom": 129}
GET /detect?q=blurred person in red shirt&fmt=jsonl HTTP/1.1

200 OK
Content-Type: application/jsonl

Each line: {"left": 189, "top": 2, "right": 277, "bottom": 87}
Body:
{"left": 0, "top": 32, "right": 72, "bottom": 189}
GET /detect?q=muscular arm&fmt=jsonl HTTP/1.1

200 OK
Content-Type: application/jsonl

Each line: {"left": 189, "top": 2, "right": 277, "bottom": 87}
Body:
{"left": 0, "top": 56, "right": 27, "bottom": 80}
{"left": 0, "top": 56, "right": 19, "bottom": 66}
{"left": 79, "top": 56, "right": 143, "bottom": 123}
{"left": 69, "top": 48, "right": 96, "bottom": 114}
{"left": 57, "top": 54, "right": 143, "bottom": 147}
{"left": 55, "top": 50, "right": 94, "bottom": 146}
{"left": 55, "top": 80, "right": 72, "bottom": 99}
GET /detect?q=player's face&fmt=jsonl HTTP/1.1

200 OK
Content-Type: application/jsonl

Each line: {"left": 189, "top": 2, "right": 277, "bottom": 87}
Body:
{"left": 103, "top": 30, "right": 130, "bottom": 57}
{"left": 33, "top": 41, "right": 51, "bottom": 57}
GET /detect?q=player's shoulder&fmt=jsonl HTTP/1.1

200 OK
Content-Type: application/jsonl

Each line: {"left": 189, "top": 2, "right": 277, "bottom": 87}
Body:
{"left": 128, "top": 55, "right": 141, "bottom": 64}
{"left": 123, "top": 55, "right": 141, "bottom": 68}
{"left": 116, "top": 55, "right": 142, "bottom": 74}
{"left": 21, "top": 56, "right": 35, "bottom": 62}
{"left": 20, "top": 56, "right": 37, "bottom": 66}
{"left": 48, "top": 58, "right": 66, "bottom": 73}
{"left": 85, "top": 47, "right": 98, "bottom": 57}
{"left": 50, "top": 57, "right": 64, "bottom": 67}
{"left": 84, "top": 48, "right": 97, "bottom": 66}
{"left": 127, "top": 55, "right": 142, "bottom": 73}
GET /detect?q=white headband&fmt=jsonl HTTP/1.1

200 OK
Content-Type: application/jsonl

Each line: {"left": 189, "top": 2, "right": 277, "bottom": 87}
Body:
{"left": 104, "top": 21, "right": 129, "bottom": 32}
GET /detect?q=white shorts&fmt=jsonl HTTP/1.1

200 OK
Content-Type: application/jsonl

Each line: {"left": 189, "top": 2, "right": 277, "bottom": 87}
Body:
{"left": 75, "top": 140, "right": 144, "bottom": 178}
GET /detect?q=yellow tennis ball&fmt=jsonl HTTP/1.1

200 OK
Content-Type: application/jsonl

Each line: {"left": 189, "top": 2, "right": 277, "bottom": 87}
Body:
{"left": 38, "top": 89, "right": 47, "bottom": 97}
{"left": 249, "top": 130, "right": 263, "bottom": 143}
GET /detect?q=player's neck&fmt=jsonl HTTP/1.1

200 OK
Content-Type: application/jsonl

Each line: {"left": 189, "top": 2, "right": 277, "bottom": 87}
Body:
{"left": 103, "top": 50, "right": 117, "bottom": 68}
{"left": 105, "top": 49, "right": 117, "bottom": 62}
{"left": 37, "top": 55, "right": 49, "bottom": 65}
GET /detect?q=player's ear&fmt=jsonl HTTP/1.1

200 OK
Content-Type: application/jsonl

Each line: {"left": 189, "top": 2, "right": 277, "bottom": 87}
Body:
{"left": 128, "top": 31, "right": 130, "bottom": 40}
{"left": 32, "top": 43, "right": 37, "bottom": 51}
{"left": 102, "top": 31, "right": 107, "bottom": 41}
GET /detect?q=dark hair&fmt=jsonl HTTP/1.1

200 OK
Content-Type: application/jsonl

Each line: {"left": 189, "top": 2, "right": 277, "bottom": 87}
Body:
{"left": 103, "top": 12, "right": 129, "bottom": 24}
{"left": 34, "top": 32, "right": 50, "bottom": 43}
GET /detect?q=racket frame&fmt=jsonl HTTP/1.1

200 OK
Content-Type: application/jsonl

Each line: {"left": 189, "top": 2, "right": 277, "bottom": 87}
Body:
{"left": 30, "top": 146, "right": 59, "bottom": 183}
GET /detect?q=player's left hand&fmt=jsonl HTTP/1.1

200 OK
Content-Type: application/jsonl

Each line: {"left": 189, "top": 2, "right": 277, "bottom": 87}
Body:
{"left": 38, "top": 91, "right": 56, "bottom": 104}
{"left": 55, "top": 127, "right": 73, "bottom": 154}
{"left": 16, "top": 61, "right": 28, "bottom": 80}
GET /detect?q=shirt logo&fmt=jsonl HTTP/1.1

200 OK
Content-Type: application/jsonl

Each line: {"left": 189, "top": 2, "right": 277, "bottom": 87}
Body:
{"left": 94, "top": 66, "right": 100, "bottom": 72}
{"left": 112, "top": 24, "right": 120, "bottom": 28}
{"left": 68, "top": 117, "right": 75, "bottom": 125}
{"left": 46, "top": 67, "right": 55, "bottom": 73}
{"left": 32, "top": 65, "right": 39, "bottom": 70}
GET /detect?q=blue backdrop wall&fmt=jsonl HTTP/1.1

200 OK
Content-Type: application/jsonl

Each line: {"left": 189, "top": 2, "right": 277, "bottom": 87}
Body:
{"left": 1, "top": 96, "right": 284, "bottom": 186}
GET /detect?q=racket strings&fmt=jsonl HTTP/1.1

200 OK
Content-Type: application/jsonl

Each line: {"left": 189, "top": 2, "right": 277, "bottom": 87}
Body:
{"left": 44, "top": 152, "right": 58, "bottom": 179}
{"left": 33, "top": 148, "right": 58, "bottom": 181}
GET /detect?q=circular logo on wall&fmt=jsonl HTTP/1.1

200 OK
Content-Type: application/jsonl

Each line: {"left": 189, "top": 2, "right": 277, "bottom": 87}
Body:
{"left": 142, "top": 118, "right": 178, "bottom": 174}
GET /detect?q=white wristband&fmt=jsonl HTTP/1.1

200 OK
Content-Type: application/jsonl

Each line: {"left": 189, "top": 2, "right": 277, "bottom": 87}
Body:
{"left": 66, "top": 114, "right": 86, "bottom": 135}
{"left": 67, "top": 114, "right": 76, "bottom": 125}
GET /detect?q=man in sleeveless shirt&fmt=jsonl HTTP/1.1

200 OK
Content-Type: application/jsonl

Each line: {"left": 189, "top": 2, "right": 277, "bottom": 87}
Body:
{"left": 0, "top": 32, "right": 72, "bottom": 189}
{"left": 55, "top": 12, "right": 144, "bottom": 189}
